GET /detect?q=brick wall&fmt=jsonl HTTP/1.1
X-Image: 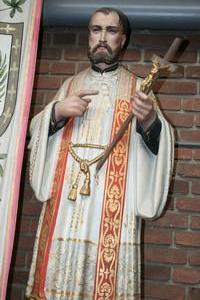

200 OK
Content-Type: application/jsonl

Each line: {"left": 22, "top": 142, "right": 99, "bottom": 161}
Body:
{"left": 7, "top": 26, "right": 200, "bottom": 300}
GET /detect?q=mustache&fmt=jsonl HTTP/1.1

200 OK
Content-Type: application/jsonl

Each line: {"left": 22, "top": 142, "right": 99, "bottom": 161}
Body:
{"left": 92, "top": 43, "right": 112, "bottom": 54}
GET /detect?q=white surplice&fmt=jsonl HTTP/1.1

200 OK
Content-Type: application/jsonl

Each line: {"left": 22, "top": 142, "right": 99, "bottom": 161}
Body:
{"left": 26, "top": 66, "right": 174, "bottom": 300}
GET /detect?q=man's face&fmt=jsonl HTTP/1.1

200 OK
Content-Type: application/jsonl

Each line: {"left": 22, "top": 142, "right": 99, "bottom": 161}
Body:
{"left": 88, "top": 12, "right": 126, "bottom": 65}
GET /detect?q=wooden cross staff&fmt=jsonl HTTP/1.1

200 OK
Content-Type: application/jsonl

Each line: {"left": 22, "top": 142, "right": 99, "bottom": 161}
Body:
{"left": 96, "top": 37, "right": 183, "bottom": 171}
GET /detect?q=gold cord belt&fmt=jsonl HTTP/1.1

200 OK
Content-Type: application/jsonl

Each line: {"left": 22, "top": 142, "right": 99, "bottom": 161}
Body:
{"left": 68, "top": 142, "right": 108, "bottom": 201}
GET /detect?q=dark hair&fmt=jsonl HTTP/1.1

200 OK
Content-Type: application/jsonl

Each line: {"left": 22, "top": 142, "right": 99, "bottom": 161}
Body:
{"left": 89, "top": 7, "right": 131, "bottom": 49}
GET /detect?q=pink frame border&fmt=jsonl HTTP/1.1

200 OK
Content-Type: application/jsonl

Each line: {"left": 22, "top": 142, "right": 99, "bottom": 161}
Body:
{"left": 1, "top": 1, "right": 43, "bottom": 299}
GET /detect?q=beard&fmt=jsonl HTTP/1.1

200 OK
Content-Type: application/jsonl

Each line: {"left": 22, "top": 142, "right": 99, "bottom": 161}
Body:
{"left": 88, "top": 43, "right": 122, "bottom": 65}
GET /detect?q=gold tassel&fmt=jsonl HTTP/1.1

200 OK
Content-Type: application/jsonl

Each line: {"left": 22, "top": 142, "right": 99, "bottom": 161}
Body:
{"left": 68, "top": 183, "right": 78, "bottom": 201}
{"left": 80, "top": 172, "right": 90, "bottom": 196}
{"left": 68, "top": 144, "right": 107, "bottom": 200}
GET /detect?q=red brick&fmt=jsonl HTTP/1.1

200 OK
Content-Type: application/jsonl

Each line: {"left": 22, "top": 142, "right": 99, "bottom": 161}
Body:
{"left": 186, "top": 66, "right": 200, "bottom": 78}
{"left": 27, "top": 251, "right": 34, "bottom": 266}
{"left": 177, "top": 51, "right": 197, "bottom": 63}
{"left": 53, "top": 32, "right": 76, "bottom": 46}
{"left": 30, "top": 218, "right": 40, "bottom": 234}
{"left": 144, "top": 282, "right": 185, "bottom": 300}
{"left": 170, "top": 180, "right": 189, "bottom": 194}
{"left": 182, "top": 98, "right": 200, "bottom": 111}
{"left": 191, "top": 216, "right": 200, "bottom": 229}
{"left": 157, "top": 95, "right": 181, "bottom": 110}
{"left": 121, "top": 49, "right": 141, "bottom": 61}
{"left": 188, "top": 287, "right": 200, "bottom": 300}
{"left": 189, "top": 251, "right": 200, "bottom": 266}
{"left": 144, "top": 228, "right": 172, "bottom": 245}
{"left": 179, "top": 130, "right": 200, "bottom": 143}
{"left": 23, "top": 186, "right": 34, "bottom": 200}
{"left": 44, "top": 91, "right": 57, "bottom": 104}
{"left": 149, "top": 211, "right": 188, "bottom": 228}
{"left": 154, "top": 80, "right": 197, "bottom": 95}
{"left": 187, "top": 36, "right": 200, "bottom": 50}
{"left": 12, "top": 270, "right": 29, "bottom": 284}
{"left": 176, "top": 198, "right": 200, "bottom": 212}
{"left": 176, "top": 231, "right": 200, "bottom": 247}
{"left": 176, "top": 49, "right": 197, "bottom": 62}
{"left": 22, "top": 188, "right": 36, "bottom": 202}
{"left": 144, "top": 265, "right": 170, "bottom": 281}
{"left": 193, "top": 149, "right": 200, "bottom": 160}
{"left": 177, "top": 163, "right": 200, "bottom": 177}
{"left": 195, "top": 114, "right": 200, "bottom": 127}
{"left": 169, "top": 179, "right": 189, "bottom": 194}
{"left": 31, "top": 90, "right": 45, "bottom": 105}
{"left": 78, "top": 30, "right": 88, "bottom": 46}
{"left": 6, "top": 286, "right": 24, "bottom": 300}
{"left": 173, "top": 268, "right": 200, "bottom": 284}
{"left": 64, "top": 48, "right": 88, "bottom": 60}
{"left": 192, "top": 181, "right": 200, "bottom": 195}
{"left": 29, "top": 104, "right": 44, "bottom": 119}
{"left": 39, "top": 31, "right": 52, "bottom": 46}
{"left": 144, "top": 247, "right": 187, "bottom": 264}
{"left": 38, "top": 48, "right": 62, "bottom": 60}
{"left": 51, "top": 62, "right": 75, "bottom": 75}
{"left": 175, "top": 148, "right": 192, "bottom": 160}
{"left": 134, "top": 35, "right": 175, "bottom": 49}
{"left": 18, "top": 236, "right": 35, "bottom": 250}
{"left": 34, "top": 75, "right": 62, "bottom": 90}
{"left": 35, "top": 60, "right": 50, "bottom": 74}
{"left": 165, "top": 112, "right": 193, "bottom": 127}
{"left": 15, "top": 252, "right": 27, "bottom": 268}
{"left": 19, "top": 217, "right": 31, "bottom": 233}
{"left": 22, "top": 201, "right": 42, "bottom": 216}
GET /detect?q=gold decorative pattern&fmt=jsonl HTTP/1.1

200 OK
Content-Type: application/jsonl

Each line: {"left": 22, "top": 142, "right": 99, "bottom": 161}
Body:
{"left": 94, "top": 98, "right": 133, "bottom": 300}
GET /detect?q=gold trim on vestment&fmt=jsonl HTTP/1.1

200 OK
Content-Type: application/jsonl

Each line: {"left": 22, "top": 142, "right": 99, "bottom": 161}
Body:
{"left": 94, "top": 100, "right": 133, "bottom": 299}
{"left": 68, "top": 142, "right": 108, "bottom": 200}
{"left": 93, "top": 72, "right": 136, "bottom": 300}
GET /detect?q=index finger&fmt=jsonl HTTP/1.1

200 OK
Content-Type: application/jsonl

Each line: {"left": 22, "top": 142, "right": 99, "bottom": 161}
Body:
{"left": 78, "top": 90, "right": 99, "bottom": 98}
